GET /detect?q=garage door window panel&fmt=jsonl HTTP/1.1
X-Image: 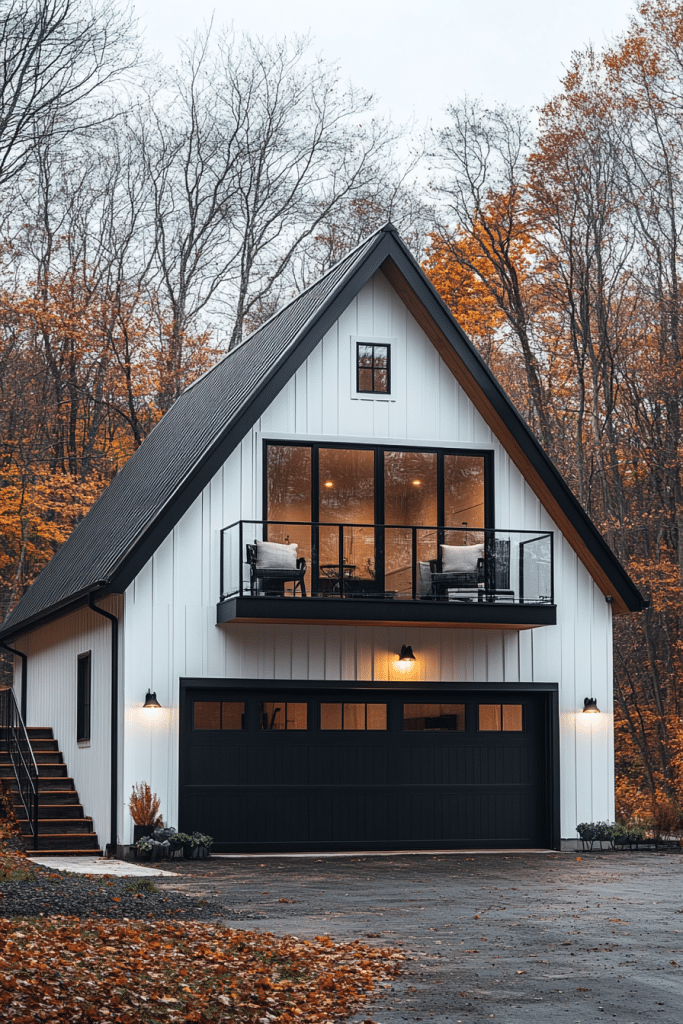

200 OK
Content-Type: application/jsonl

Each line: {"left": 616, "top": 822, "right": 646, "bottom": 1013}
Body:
{"left": 478, "top": 703, "right": 524, "bottom": 732}
{"left": 403, "top": 703, "right": 466, "bottom": 731}
{"left": 320, "top": 702, "right": 387, "bottom": 730}
{"left": 193, "top": 701, "right": 245, "bottom": 730}
{"left": 260, "top": 702, "right": 308, "bottom": 730}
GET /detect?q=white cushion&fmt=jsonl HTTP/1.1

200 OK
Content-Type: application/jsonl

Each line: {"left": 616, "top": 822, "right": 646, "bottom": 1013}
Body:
{"left": 441, "top": 543, "right": 484, "bottom": 573}
{"left": 255, "top": 540, "right": 298, "bottom": 570}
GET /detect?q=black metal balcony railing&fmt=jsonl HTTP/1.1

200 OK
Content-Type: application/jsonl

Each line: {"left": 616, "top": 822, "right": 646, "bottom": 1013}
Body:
{"left": 219, "top": 521, "right": 553, "bottom": 607}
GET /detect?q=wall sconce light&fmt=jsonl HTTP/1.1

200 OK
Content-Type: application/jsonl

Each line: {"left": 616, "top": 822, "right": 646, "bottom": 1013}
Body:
{"left": 395, "top": 645, "right": 416, "bottom": 672}
{"left": 582, "top": 697, "right": 600, "bottom": 714}
{"left": 143, "top": 690, "right": 162, "bottom": 709}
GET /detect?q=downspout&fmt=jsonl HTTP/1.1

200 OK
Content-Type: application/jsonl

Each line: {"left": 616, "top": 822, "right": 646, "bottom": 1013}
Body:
{"left": 0, "top": 642, "right": 27, "bottom": 721}
{"left": 88, "top": 595, "right": 119, "bottom": 857}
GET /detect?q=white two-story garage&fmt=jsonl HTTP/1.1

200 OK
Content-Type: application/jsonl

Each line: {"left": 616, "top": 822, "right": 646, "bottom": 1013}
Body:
{"left": 0, "top": 224, "right": 645, "bottom": 855}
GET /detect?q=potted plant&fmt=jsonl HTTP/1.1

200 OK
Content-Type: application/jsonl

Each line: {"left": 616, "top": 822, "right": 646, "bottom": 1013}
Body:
{"left": 613, "top": 822, "right": 646, "bottom": 848}
{"left": 174, "top": 831, "right": 213, "bottom": 859}
{"left": 136, "top": 834, "right": 154, "bottom": 860}
{"left": 576, "top": 821, "right": 614, "bottom": 850}
{"left": 188, "top": 831, "right": 213, "bottom": 858}
{"left": 129, "top": 782, "right": 163, "bottom": 844}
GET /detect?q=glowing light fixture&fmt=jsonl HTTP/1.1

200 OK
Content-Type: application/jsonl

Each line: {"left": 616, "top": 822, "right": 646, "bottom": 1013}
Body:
{"left": 143, "top": 690, "right": 162, "bottom": 709}
{"left": 582, "top": 697, "right": 600, "bottom": 714}
{"left": 395, "top": 645, "right": 416, "bottom": 672}
{"left": 324, "top": 480, "right": 334, "bottom": 488}
{"left": 412, "top": 479, "right": 421, "bottom": 486}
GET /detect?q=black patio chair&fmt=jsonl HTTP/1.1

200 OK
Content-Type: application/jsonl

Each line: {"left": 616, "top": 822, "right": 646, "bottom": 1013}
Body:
{"left": 246, "top": 543, "right": 307, "bottom": 597}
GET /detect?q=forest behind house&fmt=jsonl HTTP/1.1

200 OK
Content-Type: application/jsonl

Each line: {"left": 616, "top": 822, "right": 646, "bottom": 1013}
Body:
{"left": 2, "top": 0, "right": 683, "bottom": 829}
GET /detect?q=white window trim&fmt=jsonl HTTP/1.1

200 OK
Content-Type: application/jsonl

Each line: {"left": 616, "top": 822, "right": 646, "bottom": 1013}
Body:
{"left": 350, "top": 335, "right": 396, "bottom": 402}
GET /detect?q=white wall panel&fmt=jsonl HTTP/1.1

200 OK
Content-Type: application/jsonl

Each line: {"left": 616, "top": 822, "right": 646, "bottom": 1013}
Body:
{"left": 108, "top": 269, "right": 617, "bottom": 843}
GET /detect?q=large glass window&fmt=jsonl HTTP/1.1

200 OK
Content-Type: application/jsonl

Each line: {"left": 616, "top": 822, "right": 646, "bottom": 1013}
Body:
{"left": 319, "top": 448, "right": 375, "bottom": 583}
{"left": 384, "top": 451, "right": 438, "bottom": 597}
{"left": 265, "top": 445, "right": 312, "bottom": 592}
{"left": 444, "top": 454, "right": 486, "bottom": 532}
{"left": 264, "top": 443, "right": 491, "bottom": 595}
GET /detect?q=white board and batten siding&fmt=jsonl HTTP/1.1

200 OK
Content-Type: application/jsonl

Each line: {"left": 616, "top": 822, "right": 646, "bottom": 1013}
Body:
{"left": 12, "top": 596, "right": 122, "bottom": 848}
{"left": 122, "top": 270, "right": 614, "bottom": 845}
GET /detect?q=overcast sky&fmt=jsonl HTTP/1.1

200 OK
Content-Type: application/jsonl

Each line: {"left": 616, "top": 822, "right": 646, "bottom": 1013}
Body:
{"left": 132, "top": 0, "right": 637, "bottom": 125}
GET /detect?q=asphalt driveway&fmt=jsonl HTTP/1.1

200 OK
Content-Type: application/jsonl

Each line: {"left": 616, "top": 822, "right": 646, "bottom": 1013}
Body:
{"left": 161, "top": 850, "right": 683, "bottom": 1022}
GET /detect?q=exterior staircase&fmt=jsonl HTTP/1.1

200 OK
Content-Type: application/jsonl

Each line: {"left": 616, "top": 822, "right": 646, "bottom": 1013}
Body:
{"left": 1, "top": 727, "right": 102, "bottom": 856}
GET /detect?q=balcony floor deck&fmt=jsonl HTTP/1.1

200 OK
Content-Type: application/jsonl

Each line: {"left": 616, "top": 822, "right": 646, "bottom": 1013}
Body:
{"left": 217, "top": 596, "right": 556, "bottom": 629}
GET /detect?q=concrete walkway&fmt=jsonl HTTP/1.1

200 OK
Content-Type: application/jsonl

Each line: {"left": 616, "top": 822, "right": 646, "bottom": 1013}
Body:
{"left": 31, "top": 855, "right": 178, "bottom": 877}
{"left": 160, "top": 850, "right": 683, "bottom": 1022}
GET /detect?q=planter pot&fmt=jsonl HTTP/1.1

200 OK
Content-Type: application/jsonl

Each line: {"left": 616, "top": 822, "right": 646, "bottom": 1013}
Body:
{"left": 190, "top": 845, "right": 209, "bottom": 859}
{"left": 134, "top": 825, "right": 155, "bottom": 843}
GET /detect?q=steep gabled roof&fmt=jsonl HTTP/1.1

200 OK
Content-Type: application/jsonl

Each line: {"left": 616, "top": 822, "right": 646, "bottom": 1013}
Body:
{"left": 0, "top": 224, "right": 645, "bottom": 641}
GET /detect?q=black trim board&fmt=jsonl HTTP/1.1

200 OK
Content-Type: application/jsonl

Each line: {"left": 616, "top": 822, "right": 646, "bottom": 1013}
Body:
{"left": 180, "top": 677, "right": 560, "bottom": 693}
{"left": 217, "top": 596, "right": 557, "bottom": 628}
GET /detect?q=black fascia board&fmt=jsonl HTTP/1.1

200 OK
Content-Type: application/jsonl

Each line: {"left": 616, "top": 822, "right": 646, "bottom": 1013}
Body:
{"left": 380, "top": 230, "right": 646, "bottom": 613}
{"left": 107, "top": 231, "right": 396, "bottom": 594}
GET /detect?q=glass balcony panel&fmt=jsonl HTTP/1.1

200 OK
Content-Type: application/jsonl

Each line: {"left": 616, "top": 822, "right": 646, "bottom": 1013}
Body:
{"left": 219, "top": 520, "right": 554, "bottom": 616}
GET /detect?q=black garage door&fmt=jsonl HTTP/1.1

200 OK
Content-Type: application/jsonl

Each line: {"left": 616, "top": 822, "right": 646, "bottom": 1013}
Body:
{"left": 179, "top": 684, "right": 558, "bottom": 852}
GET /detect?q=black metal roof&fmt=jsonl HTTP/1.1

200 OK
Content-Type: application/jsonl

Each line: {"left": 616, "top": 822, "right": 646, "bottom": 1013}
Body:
{"left": 0, "top": 224, "right": 645, "bottom": 641}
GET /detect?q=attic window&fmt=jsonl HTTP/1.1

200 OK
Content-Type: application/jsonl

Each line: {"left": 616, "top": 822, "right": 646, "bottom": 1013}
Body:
{"left": 356, "top": 343, "right": 390, "bottom": 394}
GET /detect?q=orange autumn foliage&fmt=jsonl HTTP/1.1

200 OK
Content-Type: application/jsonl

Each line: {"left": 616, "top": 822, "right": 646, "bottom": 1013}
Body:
{"left": 0, "top": 262, "right": 218, "bottom": 621}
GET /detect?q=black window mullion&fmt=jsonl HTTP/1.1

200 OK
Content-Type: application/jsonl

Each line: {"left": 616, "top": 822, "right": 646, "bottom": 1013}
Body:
{"left": 312, "top": 444, "right": 320, "bottom": 595}
{"left": 437, "top": 450, "right": 445, "bottom": 553}
{"left": 375, "top": 447, "right": 384, "bottom": 591}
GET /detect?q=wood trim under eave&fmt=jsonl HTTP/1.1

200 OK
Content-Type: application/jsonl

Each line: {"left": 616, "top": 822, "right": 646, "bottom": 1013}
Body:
{"left": 380, "top": 259, "right": 630, "bottom": 616}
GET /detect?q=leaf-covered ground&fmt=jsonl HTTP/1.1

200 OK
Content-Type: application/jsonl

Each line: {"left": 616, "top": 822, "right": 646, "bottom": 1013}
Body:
{"left": 0, "top": 817, "right": 402, "bottom": 1022}
{"left": 0, "top": 917, "right": 402, "bottom": 1022}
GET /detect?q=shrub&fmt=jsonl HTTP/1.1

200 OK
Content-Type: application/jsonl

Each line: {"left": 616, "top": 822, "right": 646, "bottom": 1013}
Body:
{"left": 129, "top": 782, "right": 163, "bottom": 826}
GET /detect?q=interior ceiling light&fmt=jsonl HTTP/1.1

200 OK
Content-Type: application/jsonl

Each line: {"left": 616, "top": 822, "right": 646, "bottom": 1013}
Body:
{"left": 324, "top": 481, "right": 334, "bottom": 488}
{"left": 412, "top": 480, "right": 421, "bottom": 486}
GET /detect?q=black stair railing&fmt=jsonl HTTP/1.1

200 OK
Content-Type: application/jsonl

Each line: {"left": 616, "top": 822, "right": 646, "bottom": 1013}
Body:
{"left": 0, "top": 686, "right": 39, "bottom": 848}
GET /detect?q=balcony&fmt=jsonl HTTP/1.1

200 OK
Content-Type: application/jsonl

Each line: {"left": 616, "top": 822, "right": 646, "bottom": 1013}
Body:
{"left": 217, "top": 521, "right": 556, "bottom": 629}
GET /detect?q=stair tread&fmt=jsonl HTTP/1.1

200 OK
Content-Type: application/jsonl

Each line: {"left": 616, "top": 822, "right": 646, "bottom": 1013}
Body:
{"left": 25, "top": 850, "right": 104, "bottom": 857}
